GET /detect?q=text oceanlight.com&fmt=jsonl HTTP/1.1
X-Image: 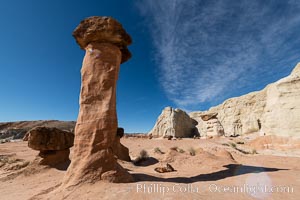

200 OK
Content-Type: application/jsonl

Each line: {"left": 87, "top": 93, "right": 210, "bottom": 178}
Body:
{"left": 135, "top": 183, "right": 294, "bottom": 195}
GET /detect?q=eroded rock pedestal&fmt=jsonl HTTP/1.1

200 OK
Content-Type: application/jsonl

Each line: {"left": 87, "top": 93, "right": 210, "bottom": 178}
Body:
{"left": 63, "top": 16, "right": 133, "bottom": 187}
{"left": 26, "top": 126, "right": 74, "bottom": 165}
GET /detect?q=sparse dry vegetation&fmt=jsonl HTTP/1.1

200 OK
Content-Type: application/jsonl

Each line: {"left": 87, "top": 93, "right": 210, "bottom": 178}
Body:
{"left": 0, "top": 139, "right": 11, "bottom": 144}
{"left": 154, "top": 147, "right": 164, "bottom": 154}
{"left": 188, "top": 147, "right": 196, "bottom": 156}
{"left": 170, "top": 146, "right": 185, "bottom": 153}
{"left": 139, "top": 149, "right": 149, "bottom": 159}
{"left": 252, "top": 149, "right": 258, "bottom": 154}
{"left": 235, "top": 148, "right": 250, "bottom": 154}
{"left": 177, "top": 148, "right": 185, "bottom": 153}
{"left": 229, "top": 142, "right": 237, "bottom": 148}
{"left": 222, "top": 143, "right": 230, "bottom": 147}
{"left": 133, "top": 149, "right": 149, "bottom": 165}
{"left": 228, "top": 143, "right": 258, "bottom": 155}
{"left": 170, "top": 146, "right": 178, "bottom": 151}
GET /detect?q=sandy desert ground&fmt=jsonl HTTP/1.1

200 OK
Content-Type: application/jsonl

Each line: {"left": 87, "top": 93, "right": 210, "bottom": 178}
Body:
{"left": 1, "top": 134, "right": 300, "bottom": 200}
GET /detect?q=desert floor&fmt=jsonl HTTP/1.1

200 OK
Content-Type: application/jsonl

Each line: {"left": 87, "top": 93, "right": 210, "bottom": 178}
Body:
{"left": 1, "top": 134, "right": 300, "bottom": 200}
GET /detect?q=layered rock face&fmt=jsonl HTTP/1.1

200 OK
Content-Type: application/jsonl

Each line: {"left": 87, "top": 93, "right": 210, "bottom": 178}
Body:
{"left": 190, "top": 62, "right": 300, "bottom": 137}
{"left": 190, "top": 112, "right": 224, "bottom": 137}
{"left": 262, "top": 63, "right": 300, "bottom": 137}
{"left": 191, "top": 90, "right": 267, "bottom": 136}
{"left": 63, "top": 16, "right": 133, "bottom": 187}
{"left": 149, "top": 107, "right": 198, "bottom": 138}
{"left": 26, "top": 127, "right": 74, "bottom": 165}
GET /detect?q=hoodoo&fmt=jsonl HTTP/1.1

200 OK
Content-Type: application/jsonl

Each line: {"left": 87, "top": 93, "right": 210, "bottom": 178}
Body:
{"left": 63, "top": 16, "right": 133, "bottom": 187}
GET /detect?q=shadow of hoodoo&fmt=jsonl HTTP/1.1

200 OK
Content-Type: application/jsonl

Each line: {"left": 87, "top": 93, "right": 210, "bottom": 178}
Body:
{"left": 133, "top": 164, "right": 288, "bottom": 183}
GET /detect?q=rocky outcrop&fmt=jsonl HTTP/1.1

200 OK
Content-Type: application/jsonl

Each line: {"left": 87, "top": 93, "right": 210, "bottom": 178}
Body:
{"left": 63, "top": 16, "right": 133, "bottom": 187}
{"left": 154, "top": 163, "right": 175, "bottom": 173}
{"left": 26, "top": 127, "right": 74, "bottom": 165}
{"left": 149, "top": 107, "right": 198, "bottom": 138}
{"left": 0, "top": 120, "right": 75, "bottom": 141}
{"left": 189, "top": 112, "right": 224, "bottom": 137}
{"left": 190, "top": 62, "right": 300, "bottom": 137}
{"left": 1, "top": 129, "right": 27, "bottom": 141}
{"left": 190, "top": 90, "right": 266, "bottom": 137}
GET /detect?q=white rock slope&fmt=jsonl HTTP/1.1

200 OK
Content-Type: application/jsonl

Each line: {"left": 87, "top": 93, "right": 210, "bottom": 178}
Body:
{"left": 190, "top": 62, "right": 300, "bottom": 137}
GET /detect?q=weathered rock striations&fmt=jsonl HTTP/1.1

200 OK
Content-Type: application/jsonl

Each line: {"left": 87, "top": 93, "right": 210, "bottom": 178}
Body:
{"left": 189, "top": 112, "right": 224, "bottom": 137}
{"left": 72, "top": 16, "right": 132, "bottom": 63}
{"left": 149, "top": 107, "right": 198, "bottom": 138}
{"left": 26, "top": 127, "right": 74, "bottom": 150}
{"left": 190, "top": 62, "right": 300, "bottom": 137}
{"left": 190, "top": 90, "right": 267, "bottom": 136}
{"left": 262, "top": 63, "right": 300, "bottom": 137}
{"left": 63, "top": 16, "right": 133, "bottom": 187}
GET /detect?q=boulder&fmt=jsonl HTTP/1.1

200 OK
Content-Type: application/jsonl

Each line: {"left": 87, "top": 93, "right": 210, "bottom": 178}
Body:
{"left": 26, "top": 127, "right": 74, "bottom": 151}
{"left": 149, "top": 107, "right": 198, "bottom": 138}
{"left": 26, "top": 127, "right": 74, "bottom": 166}
{"left": 154, "top": 163, "right": 175, "bottom": 173}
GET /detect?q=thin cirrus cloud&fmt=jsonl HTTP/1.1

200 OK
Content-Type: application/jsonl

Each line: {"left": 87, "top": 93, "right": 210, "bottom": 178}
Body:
{"left": 136, "top": 0, "right": 300, "bottom": 110}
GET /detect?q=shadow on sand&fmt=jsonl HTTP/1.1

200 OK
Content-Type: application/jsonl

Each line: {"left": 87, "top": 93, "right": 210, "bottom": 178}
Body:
{"left": 51, "top": 160, "right": 71, "bottom": 171}
{"left": 132, "top": 164, "right": 288, "bottom": 183}
{"left": 133, "top": 157, "right": 159, "bottom": 167}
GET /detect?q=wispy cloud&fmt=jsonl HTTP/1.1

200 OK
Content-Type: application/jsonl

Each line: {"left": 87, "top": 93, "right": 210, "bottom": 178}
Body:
{"left": 136, "top": 0, "right": 300, "bottom": 110}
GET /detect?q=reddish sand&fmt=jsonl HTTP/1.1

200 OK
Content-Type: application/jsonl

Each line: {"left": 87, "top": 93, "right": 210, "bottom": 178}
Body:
{"left": 0, "top": 135, "right": 299, "bottom": 200}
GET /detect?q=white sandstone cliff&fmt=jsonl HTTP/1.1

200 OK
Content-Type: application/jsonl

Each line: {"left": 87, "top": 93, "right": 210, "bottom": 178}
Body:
{"left": 190, "top": 62, "right": 300, "bottom": 137}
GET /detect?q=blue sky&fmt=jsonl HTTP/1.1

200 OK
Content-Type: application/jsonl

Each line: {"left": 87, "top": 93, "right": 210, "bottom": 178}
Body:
{"left": 0, "top": 0, "right": 299, "bottom": 133}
